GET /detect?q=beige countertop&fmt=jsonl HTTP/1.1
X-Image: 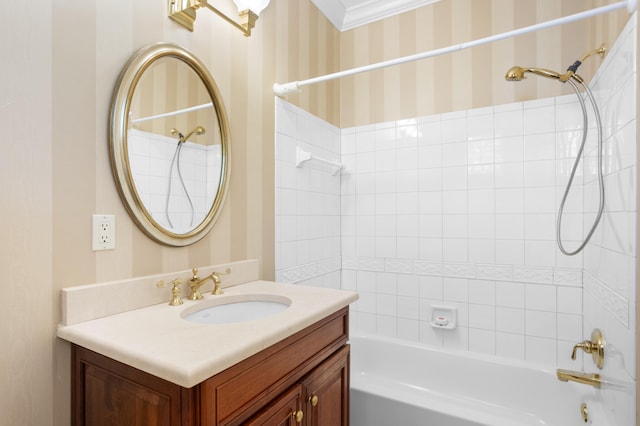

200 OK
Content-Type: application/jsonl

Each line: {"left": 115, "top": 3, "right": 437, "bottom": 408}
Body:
{"left": 57, "top": 280, "right": 358, "bottom": 388}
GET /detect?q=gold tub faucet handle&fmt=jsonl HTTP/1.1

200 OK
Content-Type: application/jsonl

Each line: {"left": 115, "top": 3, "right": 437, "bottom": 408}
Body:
{"left": 570, "top": 328, "right": 605, "bottom": 369}
{"left": 571, "top": 341, "right": 593, "bottom": 359}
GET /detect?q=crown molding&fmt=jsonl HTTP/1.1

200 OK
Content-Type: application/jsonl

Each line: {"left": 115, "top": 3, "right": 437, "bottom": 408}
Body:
{"left": 311, "top": 0, "right": 440, "bottom": 31}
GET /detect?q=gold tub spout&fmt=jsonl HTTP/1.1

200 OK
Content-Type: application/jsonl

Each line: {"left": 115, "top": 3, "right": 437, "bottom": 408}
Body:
{"left": 556, "top": 369, "right": 601, "bottom": 389}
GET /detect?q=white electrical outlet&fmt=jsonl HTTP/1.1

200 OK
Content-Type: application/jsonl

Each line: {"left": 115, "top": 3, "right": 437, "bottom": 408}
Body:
{"left": 92, "top": 214, "right": 116, "bottom": 251}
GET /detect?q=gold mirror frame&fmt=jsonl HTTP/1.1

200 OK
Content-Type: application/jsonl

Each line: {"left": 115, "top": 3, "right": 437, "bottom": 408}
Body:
{"left": 109, "top": 43, "right": 230, "bottom": 246}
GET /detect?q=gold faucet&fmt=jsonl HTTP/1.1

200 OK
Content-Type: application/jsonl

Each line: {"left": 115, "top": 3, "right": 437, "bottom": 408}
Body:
{"left": 189, "top": 267, "right": 231, "bottom": 298}
{"left": 571, "top": 329, "right": 605, "bottom": 369}
{"left": 156, "top": 278, "right": 184, "bottom": 306}
{"left": 556, "top": 369, "right": 602, "bottom": 389}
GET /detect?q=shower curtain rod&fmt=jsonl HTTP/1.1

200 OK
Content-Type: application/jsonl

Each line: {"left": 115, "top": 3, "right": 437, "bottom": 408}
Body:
{"left": 273, "top": 0, "right": 636, "bottom": 96}
{"left": 131, "top": 102, "right": 213, "bottom": 124}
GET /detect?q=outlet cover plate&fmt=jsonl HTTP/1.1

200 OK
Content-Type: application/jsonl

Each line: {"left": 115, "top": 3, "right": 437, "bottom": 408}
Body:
{"left": 92, "top": 214, "right": 116, "bottom": 251}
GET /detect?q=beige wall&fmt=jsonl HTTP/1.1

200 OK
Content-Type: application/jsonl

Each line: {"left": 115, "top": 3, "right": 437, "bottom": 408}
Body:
{"left": 2, "top": 0, "right": 339, "bottom": 424}
{"left": 337, "top": 0, "right": 629, "bottom": 128}
{"left": 0, "top": 0, "right": 632, "bottom": 425}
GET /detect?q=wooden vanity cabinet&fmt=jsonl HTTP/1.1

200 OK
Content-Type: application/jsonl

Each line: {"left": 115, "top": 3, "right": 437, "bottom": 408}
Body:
{"left": 244, "top": 384, "right": 304, "bottom": 426}
{"left": 245, "top": 345, "right": 350, "bottom": 426}
{"left": 301, "top": 345, "right": 350, "bottom": 426}
{"left": 72, "top": 307, "right": 350, "bottom": 426}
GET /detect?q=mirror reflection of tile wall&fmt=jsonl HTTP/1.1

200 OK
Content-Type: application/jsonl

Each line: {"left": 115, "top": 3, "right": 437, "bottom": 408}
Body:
{"left": 128, "top": 129, "right": 221, "bottom": 233}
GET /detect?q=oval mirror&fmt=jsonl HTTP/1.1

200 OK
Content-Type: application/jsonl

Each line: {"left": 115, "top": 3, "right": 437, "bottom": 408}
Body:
{"left": 109, "top": 43, "right": 230, "bottom": 246}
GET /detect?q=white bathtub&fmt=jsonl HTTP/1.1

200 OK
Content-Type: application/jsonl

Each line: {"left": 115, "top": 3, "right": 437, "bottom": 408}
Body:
{"left": 350, "top": 334, "right": 611, "bottom": 426}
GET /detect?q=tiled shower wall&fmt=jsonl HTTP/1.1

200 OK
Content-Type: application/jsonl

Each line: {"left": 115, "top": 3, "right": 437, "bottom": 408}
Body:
{"left": 275, "top": 16, "right": 636, "bottom": 376}
{"left": 275, "top": 100, "right": 342, "bottom": 288}
{"left": 339, "top": 94, "right": 591, "bottom": 365}
{"left": 583, "top": 17, "right": 637, "bottom": 426}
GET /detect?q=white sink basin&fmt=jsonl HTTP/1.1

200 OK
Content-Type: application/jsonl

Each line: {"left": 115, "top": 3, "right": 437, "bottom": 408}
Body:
{"left": 181, "top": 294, "right": 291, "bottom": 324}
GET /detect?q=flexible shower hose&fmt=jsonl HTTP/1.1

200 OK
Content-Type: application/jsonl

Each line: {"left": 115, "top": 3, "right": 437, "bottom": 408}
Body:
{"left": 556, "top": 78, "right": 605, "bottom": 256}
{"left": 165, "top": 142, "right": 196, "bottom": 230}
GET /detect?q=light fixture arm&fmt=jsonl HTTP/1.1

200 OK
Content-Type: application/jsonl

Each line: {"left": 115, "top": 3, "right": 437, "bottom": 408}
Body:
{"left": 168, "top": 0, "right": 259, "bottom": 36}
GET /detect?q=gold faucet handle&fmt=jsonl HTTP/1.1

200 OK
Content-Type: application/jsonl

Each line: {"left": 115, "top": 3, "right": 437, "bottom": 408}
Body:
{"left": 570, "top": 329, "right": 605, "bottom": 369}
{"left": 191, "top": 267, "right": 199, "bottom": 280}
{"left": 211, "top": 268, "right": 231, "bottom": 295}
{"left": 156, "top": 278, "right": 184, "bottom": 306}
{"left": 571, "top": 341, "right": 591, "bottom": 359}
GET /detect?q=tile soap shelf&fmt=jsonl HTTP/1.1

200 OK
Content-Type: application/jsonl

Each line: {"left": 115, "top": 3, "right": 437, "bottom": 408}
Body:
{"left": 296, "top": 147, "right": 343, "bottom": 175}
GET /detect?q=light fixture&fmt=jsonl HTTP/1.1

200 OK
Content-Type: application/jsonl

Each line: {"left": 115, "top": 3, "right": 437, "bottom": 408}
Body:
{"left": 168, "top": 0, "right": 271, "bottom": 36}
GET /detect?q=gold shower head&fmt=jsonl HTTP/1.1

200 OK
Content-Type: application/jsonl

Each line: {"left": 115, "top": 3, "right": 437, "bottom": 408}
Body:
{"left": 170, "top": 125, "right": 206, "bottom": 143}
{"left": 506, "top": 44, "right": 606, "bottom": 84}
{"left": 505, "top": 66, "right": 562, "bottom": 82}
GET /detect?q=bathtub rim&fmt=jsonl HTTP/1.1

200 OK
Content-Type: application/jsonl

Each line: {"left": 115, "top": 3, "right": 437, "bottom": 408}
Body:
{"left": 349, "top": 332, "right": 559, "bottom": 375}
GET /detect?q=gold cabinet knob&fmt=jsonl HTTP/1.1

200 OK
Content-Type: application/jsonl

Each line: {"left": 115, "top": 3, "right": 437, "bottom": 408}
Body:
{"left": 292, "top": 410, "right": 304, "bottom": 423}
{"left": 309, "top": 394, "right": 319, "bottom": 407}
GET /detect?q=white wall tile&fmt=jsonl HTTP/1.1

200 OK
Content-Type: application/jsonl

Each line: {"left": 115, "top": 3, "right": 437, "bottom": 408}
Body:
{"left": 418, "top": 145, "right": 443, "bottom": 169}
{"left": 442, "top": 191, "right": 467, "bottom": 214}
{"left": 418, "top": 168, "right": 442, "bottom": 191}
{"left": 397, "top": 296, "right": 420, "bottom": 320}
{"left": 469, "top": 304, "right": 495, "bottom": 330}
{"left": 442, "top": 142, "right": 468, "bottom": 167}
{"left": 496, "top": 332, "right": 525, "bottom": 360}
{"left": 397, "top": 318, "right": 420, "bottom": 341}
{"left": 494, "top": 136, "right": 524, "bottom": 163}
{"left": 420, "top": 238, "right": 443, "bottom": 260}
{"left": 524, "top": 132, "right": 556, "bottom": 161}
{"left": 397, "top": 169, "right": 419, "bottom": 192}
{"left": 469, "top": 328, "right": 496, "bottom": 355}
{"left": 495, "top": 214, "right": 524, "bottom": 239}
{"left": 468, "top": 189, "right": 494, "bottom": 214}
{"left": 467, "top": 113, "right": 495, "bottom": 141}
{"left": 495, "top": 188, "right": 524, "bottom": 213}
{"left": 467, "top": 164, "right": 495, "bottom": 189}
{"left": 495, "top": 163, "right": 524, "bottom": 188}
{"left": 557, "top": 286, "right": 582, "bottom": 315}
{"left": 420, "top": 276, "right": 444, "bottom": 300}
{"left": 468, "top": 214, "right": 495, "bottom": 239}
{"left": 469, "top": 280, "right": 495, "bottom": 305}
{"left": 524, "top": 105, "right": 555, "bottom": 135}
{"left": 496, "top": 307, "right": 525, "bottom": 334}
{"left": 443, "top": 215, "right": 468, "bottom": 239}
{"left": 443, "top": 278, "right": 468, "bottom": 302}
{"left": 441, "top": 166, "right": 467, "bottom": 190}
{"left": 496, "top": 282, "right": 525, "bottom": 308}
{"left": 526, "top": 310, "right": 557, "bottom": 339}
{"left": 526, "top": 336, "right": 556, "bottom": 365}
{"left": 525, "top": 284, "right": 556, "bottom": 312}
{"left": 468, "top": 239, "right": 496, "bottom": 264}
{"left": 442, "top": 116, "right": 468, "bottom": 143}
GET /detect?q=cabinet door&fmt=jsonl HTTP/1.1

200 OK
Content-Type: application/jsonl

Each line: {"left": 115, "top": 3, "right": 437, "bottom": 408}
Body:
{"left": 72, "top": 345, "right": 192, "bottom": 426}
{"left": 245, "top": 384, "right": 304, "bottom": 426}
{"left": 302, "top": 345, "right": 350, "bottom": 426}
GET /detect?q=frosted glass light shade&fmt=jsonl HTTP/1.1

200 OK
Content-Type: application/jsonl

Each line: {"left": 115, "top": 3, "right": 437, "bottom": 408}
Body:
{"left": 233, "top": 0, "right": 270, "bottom": 15}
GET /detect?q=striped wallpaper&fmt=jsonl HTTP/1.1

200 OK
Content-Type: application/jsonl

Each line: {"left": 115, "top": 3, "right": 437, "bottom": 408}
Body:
{"left": 132, "top": 57, "right": 219, "bottom": 146}
{"left": 336, "top": 0, "right": 629, "bottom": 128}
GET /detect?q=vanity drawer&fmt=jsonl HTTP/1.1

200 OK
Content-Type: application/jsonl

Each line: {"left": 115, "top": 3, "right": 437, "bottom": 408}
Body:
{"left": 199, "top": 307, "right": 349, "bottom": 425}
